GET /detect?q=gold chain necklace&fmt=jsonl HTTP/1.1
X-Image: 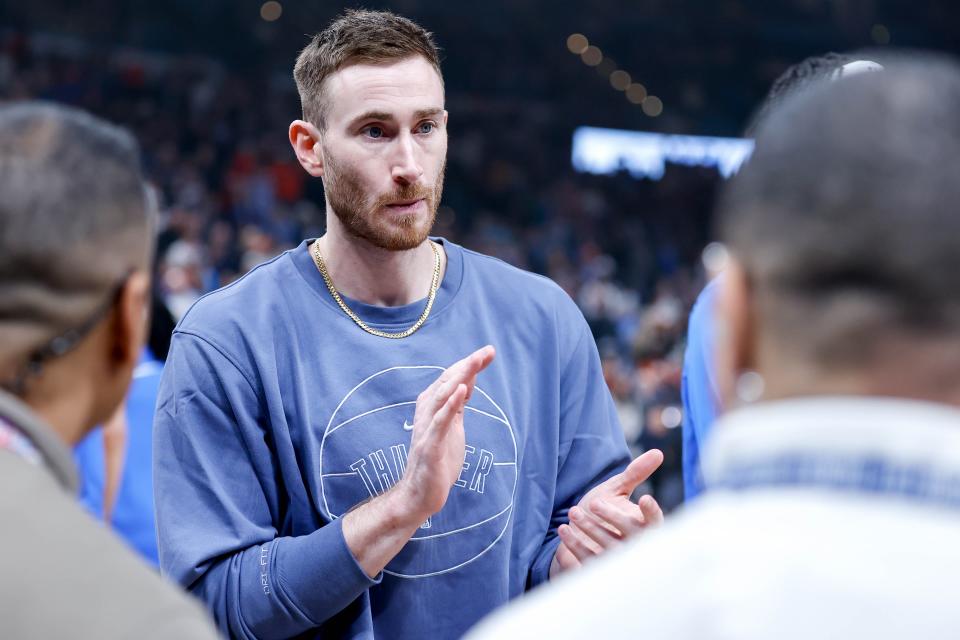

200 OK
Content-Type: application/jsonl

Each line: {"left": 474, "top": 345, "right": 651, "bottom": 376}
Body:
{"left": 310, "top": 239, "right": 442, "bottom": 339}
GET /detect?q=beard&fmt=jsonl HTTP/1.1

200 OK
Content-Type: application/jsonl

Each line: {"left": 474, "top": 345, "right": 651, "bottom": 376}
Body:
{"left": 322, "top": 147, "right": 445, "bottom": 252}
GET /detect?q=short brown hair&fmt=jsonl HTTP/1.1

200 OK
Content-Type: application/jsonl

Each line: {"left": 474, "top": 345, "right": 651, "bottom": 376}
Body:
{"left": 293, "top": 10, "right": 443, "bottom": 129}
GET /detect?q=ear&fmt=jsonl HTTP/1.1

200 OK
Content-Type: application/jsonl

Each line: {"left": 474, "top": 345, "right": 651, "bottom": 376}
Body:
{"left": 715, "top": 258, "right": 756, "bottom": 408}
{"left": 289, "top": 119, "right": 325, "bottom": 178}
{"left": 109, "top": 270, "right": 151, "bottom": 370}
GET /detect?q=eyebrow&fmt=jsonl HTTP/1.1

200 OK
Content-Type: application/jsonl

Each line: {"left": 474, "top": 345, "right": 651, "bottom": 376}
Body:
{"left": 347, "top": 108, "right": 444, "bottom": 128}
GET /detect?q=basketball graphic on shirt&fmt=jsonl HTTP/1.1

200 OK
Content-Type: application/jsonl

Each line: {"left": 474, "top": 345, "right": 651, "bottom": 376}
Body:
{"left": 318, "top": 365, "right": 518, "bottom": 579}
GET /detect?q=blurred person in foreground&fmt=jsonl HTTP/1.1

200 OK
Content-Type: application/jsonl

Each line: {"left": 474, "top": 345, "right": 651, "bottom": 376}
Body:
{"left": 72, "top": 282, "right": 177, "bottom": 565}
{"left": 681, "top": 52, "right": 884, "bottom": 500}
{"left": 153, "top": 9, "right": 663, "bottom": 639}
{"left": 471, "top": 54, "right": 960, "bottom": 638}
{"left": 0, "top": 103, "right": 218, "bottom": 638}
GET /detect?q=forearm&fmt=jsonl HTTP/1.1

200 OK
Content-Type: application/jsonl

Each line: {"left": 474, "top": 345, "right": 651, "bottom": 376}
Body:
{"left": 204, "top": 478, "right": 432, "bottom": 637}
{"left": 188, "top": 519, "right": 381, "bottom": 639}
{"left": 189, "top": 480, "right": 438, "bottom": 637}
{"left": 174, "top": 488, "right": 431, "bottom": 637}
{"left": 342, "top": 481, "right": 431, "bottom": 578}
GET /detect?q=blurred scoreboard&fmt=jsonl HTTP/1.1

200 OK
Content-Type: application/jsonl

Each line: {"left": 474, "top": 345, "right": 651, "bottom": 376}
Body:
{"left": 572, "top": 126, "right": 754, "bottom": 180}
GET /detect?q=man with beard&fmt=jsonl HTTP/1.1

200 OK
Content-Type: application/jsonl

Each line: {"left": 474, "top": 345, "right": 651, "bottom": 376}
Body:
{"left": 153, "top": 10, "right": 664, "bottom": 639}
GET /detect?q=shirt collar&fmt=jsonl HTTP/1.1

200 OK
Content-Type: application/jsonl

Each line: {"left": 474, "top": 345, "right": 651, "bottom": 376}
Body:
{"left": 703, "top": 396, "right": 960, "bottom": 510}
{"left": 0, "top": 388, "right": 79, "bottom": 493}
{"left": 291, "top": 237, "right": 465, "bottom": 330}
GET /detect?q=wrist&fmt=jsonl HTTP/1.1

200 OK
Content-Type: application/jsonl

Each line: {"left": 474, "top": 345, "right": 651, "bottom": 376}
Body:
{"left": 385, "top": 479, "right": 434, "bottom": 529}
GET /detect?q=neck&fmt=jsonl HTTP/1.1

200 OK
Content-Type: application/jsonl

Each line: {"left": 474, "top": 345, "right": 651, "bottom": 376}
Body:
{"left": 318, "top": 218, "right": 446, "bottom": 307}
{"left": 14, "top": 339, "right": 115, "bottom": 448}
{"left": 26, "top": 378, "right": 97, "bottom": 447}
{"left": 756, "top": 339, "right": 960, "bottom": 409}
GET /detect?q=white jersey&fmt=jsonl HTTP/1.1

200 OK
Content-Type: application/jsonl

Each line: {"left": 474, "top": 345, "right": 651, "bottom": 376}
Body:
{"left": 469, "top": 396, "right": 960, "bottom": 639}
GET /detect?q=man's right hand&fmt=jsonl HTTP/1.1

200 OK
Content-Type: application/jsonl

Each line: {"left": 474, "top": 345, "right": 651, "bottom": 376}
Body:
{"left": 397, "top": 345, "right": 496, "bottom": 519}
{"left": 342, "top": 345, "right": 496, "bottom": 577}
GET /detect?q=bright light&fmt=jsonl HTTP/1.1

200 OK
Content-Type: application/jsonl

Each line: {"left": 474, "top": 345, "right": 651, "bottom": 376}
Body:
{"left": 610, "top": 70, "right": 631, "bottom": 91}
{"left": 736, "top": 372, "right": 765, "bottom": 403}
{"left": 661, "top": 406, "right": 682, "bottom": 429}
{"left": 260, "top": 1, "right": 282, "bottom": 21}
{"left": 567, "top": 33, "right": 589, "bottom": 54}
{"left": 626, "top": 83, "right": 647, "bottom": 104}
{"left": 581, "top": 46, "right": 603, "bottom": 66}
{"left": 571, "top": 126, "right": 755, "bottom": 181}
{"left": 701, "top": 242, "right": 730, "bottom": 274}
{"left": 642, "top": 95, "right": 664, "bottom": 117}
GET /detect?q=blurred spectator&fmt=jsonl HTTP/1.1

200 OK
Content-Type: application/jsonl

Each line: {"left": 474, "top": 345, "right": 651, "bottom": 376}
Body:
{"left": 470, "top": 55, "right": 960, "bottom": 640}
{"left": 74, "top": 347, "right": 164, "bottom": 566}
{"left": 681, "top": 52, "right": 885, "bottom": 501}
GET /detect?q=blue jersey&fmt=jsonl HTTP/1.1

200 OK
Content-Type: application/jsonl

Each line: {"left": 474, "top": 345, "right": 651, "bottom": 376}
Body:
{"left": 681, "top": 278, "right": 722, "bottom": 501}
{"left": 153, "top": 238, "right": 630, "bottom": 639}
{"left": 74, "top": 349, "right": 164, "bottom": 565}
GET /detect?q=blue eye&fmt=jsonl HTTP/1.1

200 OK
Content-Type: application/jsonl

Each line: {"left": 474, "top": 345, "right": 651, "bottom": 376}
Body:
{"left": 365, "top": 126, "right": 384, "bottom": 139}
{"left": 418, "top": 122, "right": 434, "bottom": 134}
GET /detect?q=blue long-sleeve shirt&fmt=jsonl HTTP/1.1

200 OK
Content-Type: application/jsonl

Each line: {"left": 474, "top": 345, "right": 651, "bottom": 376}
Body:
{"left": 153, "top": 238, "right": 630, "bottom": 639}
{"left": 681, "top": 278, "right": 722, "bottom": 501}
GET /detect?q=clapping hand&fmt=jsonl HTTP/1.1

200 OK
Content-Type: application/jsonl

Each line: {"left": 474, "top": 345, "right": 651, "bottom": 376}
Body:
{"left": 551, "top": 449, "right": 665, "bottom": 576}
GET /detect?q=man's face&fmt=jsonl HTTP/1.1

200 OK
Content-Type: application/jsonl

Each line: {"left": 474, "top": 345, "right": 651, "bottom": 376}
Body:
{"left": 320, "top": 56, "right": 447, "bottom": 251}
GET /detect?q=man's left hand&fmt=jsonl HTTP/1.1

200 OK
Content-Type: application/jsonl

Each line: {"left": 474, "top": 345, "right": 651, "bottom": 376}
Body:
{"left": 550, "top": 449, "right": 665, "bottom": 577}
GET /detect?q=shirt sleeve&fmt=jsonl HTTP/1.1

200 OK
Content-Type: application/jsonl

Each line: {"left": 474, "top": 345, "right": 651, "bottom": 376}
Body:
{"left": 527, "top": 312, "right": 631, "bottom": 588}
{"left": 153, "top": 331, "right": 380, "bottom": 639}
{"left": 681, "top": 279, "right": 722, "bottom": 501}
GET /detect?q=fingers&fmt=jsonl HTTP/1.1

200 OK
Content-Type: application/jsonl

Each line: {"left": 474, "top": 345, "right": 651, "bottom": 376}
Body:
{"left": 448, "top": 345, "right": 495, "bottom": 397}
{"left": 588, "top": 498, "right": 646, "bottom": 537}
{"left": 471, "top": 344, "right": 496, "bottom": 370}
{"left": 557, "top": 523, "right": 600, "bottom": 565}
{"left": 429, "top": 384, "right": 468, "bottom": 435}
{"left": 420, "top": 346, "right": 496, "bottom": 414}
{"left": 559, "top": 495, "right": 665, "bottom": 573}
{"left": 569, "top": 506, "right": 622, "bottom": 548}
{"left": 551, "top": 542, "right": 581, "bottom": 577}
{"left": 439, "top": 345, "right": 496, "bottom": 387}
{"left": 420, "top": 376, "right": 459, "bottom": 417}
{"left": 638, "top": 494, "right": 664, "bottom": 527}
{"left": 614, "top": 449, "right": 664, "bottom": 495}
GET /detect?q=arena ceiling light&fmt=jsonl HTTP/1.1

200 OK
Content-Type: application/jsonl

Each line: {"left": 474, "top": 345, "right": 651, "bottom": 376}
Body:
{"left": 566, "top": 33, "right": 663, "bottom": 118}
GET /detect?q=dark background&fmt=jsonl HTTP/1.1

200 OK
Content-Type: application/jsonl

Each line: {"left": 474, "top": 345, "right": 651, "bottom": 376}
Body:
{"left": 2, "top": 0, "right": 956, "bottom": 508}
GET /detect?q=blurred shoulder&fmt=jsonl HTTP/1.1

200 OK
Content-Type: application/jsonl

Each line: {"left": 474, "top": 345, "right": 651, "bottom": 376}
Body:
{"left": 0, "top": 456, "right": 218, "bottom": 638}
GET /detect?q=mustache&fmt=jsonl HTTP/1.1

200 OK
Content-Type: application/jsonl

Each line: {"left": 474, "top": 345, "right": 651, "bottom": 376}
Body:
{"left": 373, "top": 183, "right": 435, "bottom": 208}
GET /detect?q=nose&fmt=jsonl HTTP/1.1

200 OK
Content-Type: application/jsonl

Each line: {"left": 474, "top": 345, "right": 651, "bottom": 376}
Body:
{"left": 391, "top": 132, "right": 423, "bottom": 186}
